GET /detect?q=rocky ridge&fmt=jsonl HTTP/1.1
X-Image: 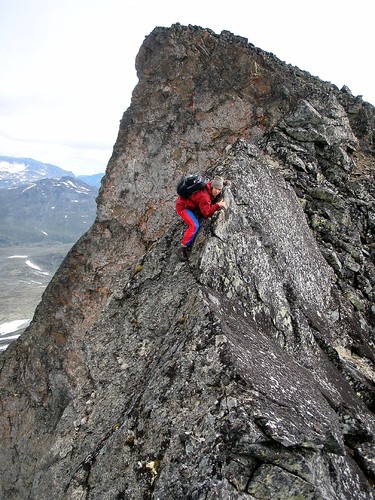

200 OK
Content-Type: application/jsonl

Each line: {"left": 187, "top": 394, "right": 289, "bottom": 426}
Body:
{"left": 0, "top": 24, "right": 375, "bottom": 499}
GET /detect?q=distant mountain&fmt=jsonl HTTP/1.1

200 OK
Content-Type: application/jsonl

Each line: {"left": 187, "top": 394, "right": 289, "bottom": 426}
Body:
{"left": 0, "top": 157, "right": 100, "bottom": 334}
{"left": 0, "top": 176, "right": 97, "bottom": 245}
{"left": 0, "top": 156, "right": 75, "bottom": 188}
{"left": 77, "top": 173, "right": 104, "bottom": 188}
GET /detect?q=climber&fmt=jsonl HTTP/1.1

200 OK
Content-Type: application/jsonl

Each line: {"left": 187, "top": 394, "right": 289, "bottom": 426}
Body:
{"left": 175, "top": 175, "right": 228, "bottom": 261}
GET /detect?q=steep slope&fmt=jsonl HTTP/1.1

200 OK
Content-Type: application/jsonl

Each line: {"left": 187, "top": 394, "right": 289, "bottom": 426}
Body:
{"left": 0, "top": 24, "right": 374, "bottom": 499}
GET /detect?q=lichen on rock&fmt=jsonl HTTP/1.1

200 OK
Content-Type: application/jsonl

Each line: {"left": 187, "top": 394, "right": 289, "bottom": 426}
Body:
{"left": 1, "top": 23, "right": 375, "bottom": 500}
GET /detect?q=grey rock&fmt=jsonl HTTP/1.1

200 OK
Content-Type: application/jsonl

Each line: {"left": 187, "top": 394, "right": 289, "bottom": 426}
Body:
{"left": 1, "top": 24, "right": 375, "bottom": 500}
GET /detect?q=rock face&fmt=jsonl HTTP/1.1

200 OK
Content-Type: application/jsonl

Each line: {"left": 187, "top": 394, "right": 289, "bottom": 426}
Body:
{"left": 1, "top": 24, "right": 375, "bottom": 499}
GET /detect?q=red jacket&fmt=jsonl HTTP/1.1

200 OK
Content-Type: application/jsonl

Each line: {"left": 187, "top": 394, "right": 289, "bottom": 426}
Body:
{"left": 175, "top": 181, "right": 221, "bottom": 218}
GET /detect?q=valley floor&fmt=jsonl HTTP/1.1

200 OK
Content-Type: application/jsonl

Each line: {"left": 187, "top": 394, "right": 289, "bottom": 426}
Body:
{"left": 0, "top": 242, "right": 72, "bottom": 351}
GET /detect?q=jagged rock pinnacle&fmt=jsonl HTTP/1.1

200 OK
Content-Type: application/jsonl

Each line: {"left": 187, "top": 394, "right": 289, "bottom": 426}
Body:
{"left": 1, "top": 24, "right": 375, "bottom": 499}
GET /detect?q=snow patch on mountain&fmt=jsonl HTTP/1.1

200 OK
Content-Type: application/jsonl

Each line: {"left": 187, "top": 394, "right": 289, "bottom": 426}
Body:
{"left": 0, "top": 319, "right": 29, "bottom": 334}
{"left": 61, "top": 179, "right": 91, "bottom": 193}
{"left": 26, "top": 260, "right": 41, "bottom": 271}
{"left": 0, "top": 161, "right": 27, "bottom": 173}
{"left": 22, "top": 184, "right": 37, "bottom": 192}
{"left": 7, "top": 256, "right": 50, "bottom": 275}
{"left": 25, "top": 259, "right": 50, "bottom": 275}
{"left": 0, "top": 156, "right": 75, "bottom": 188}
{"left": 0, "top": 319, "right": 31, "bottom": 351}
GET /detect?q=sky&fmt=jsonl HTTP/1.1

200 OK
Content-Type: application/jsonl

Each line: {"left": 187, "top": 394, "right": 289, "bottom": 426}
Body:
{"left": 0, "top": 0, "right": 373, "bottom": 176}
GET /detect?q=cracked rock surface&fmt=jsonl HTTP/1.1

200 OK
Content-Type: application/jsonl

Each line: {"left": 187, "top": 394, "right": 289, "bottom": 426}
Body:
{"left": 1, "top": 24, "right": 375, "bottom": 499}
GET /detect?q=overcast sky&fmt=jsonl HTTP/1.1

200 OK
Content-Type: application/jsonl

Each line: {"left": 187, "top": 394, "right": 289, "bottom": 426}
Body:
{"left": 0, "top": 0, "right": 373, "bottom": 176}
